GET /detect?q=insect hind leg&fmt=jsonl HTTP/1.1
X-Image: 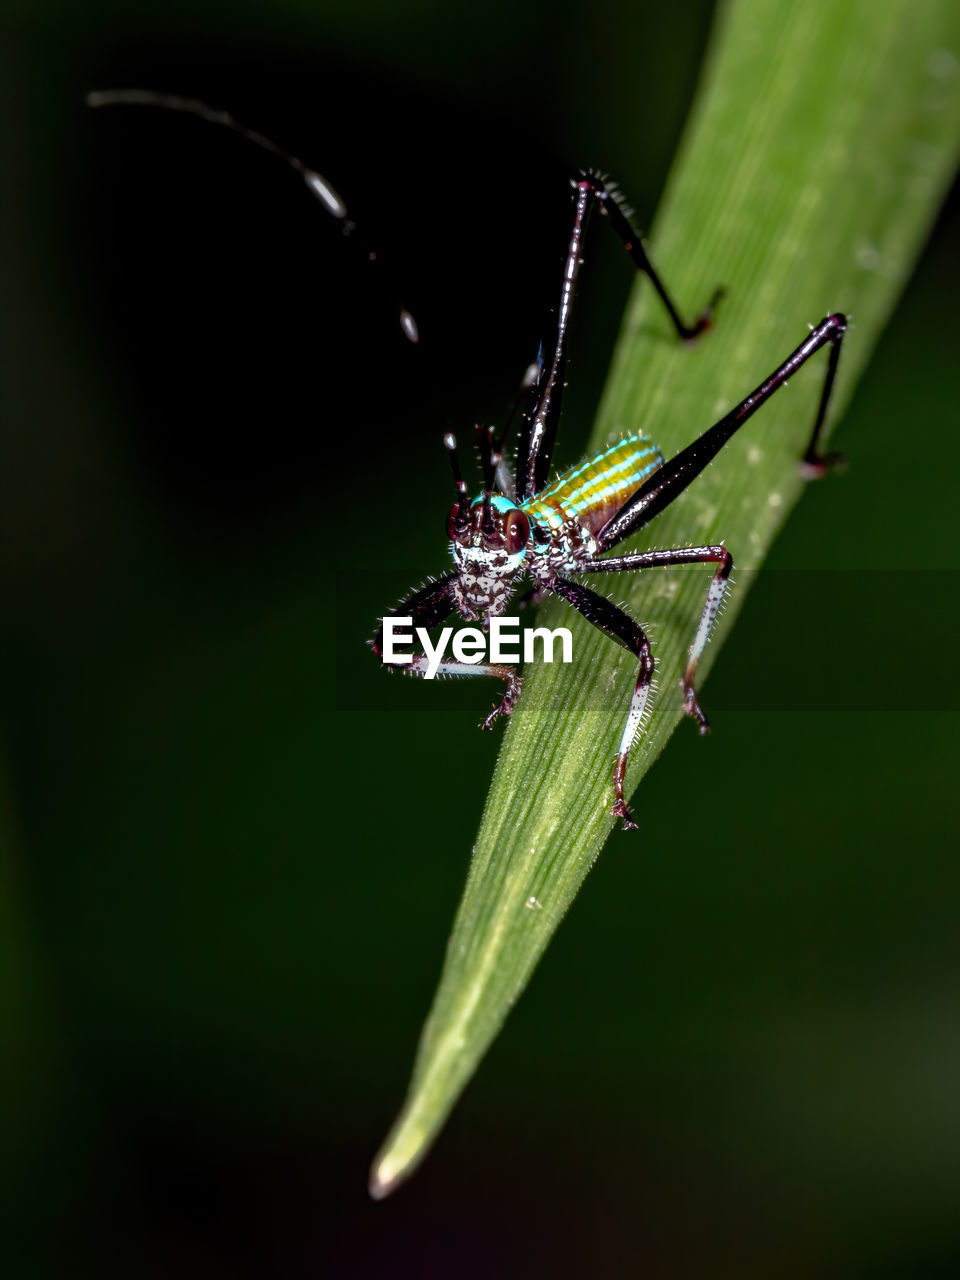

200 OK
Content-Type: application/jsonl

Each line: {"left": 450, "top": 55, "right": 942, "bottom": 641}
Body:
{"left": 597, "top": 314, "right": 848, "bottom": 551}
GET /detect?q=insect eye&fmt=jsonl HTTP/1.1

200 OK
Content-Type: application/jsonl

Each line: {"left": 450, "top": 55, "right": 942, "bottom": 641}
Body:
{"left": 446, "top": 504, "right": 467, "bottom": 540}
{"left": 504, "top": 510, "right": 530, "bottom": 554}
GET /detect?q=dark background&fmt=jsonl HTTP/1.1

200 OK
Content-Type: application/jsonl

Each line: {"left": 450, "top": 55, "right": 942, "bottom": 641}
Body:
{"left": 2, "top": 1, "right": 959, "bottom": 1275}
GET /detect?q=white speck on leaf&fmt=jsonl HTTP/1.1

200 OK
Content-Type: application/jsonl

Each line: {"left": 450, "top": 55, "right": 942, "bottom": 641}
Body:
{"left": 605, "top": 652, "right": 625, "bottom": 692}
{"left": 856, "top": 240, "right": 881, "bottom": 271}
{"left": 927, "top": 48, "right": 958, "bottom": 79}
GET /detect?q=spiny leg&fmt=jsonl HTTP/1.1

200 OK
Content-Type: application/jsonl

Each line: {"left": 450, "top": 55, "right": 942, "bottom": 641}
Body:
{"left": 400, "top": 654, "right": 522, "bottom": 731}
{"left": 590, "top": 174, "right": 724, "bottom": 343}
{"left": 578, "top": 545, "right": 734, "bottom": 732}
{"left": 373, "top": 574, "right": 522, "bottom": 728}
{"left": 517, "top": 174, "right": 722, "bottom": 502}
{"left": 597, "top": 314, "right": 848, "bottom": 550}
{"left": 798, "top": 321, "right": 845, "bottom": 477}
{"left": 373, "top": 574, "right": 457, "bottom": 661}
{"left": 550, "top": 577, "right": 655, "bottom": 832}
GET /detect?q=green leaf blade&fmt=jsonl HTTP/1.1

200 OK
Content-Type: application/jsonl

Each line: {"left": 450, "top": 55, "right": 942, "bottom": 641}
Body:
{"left": 372, "top": 0, "right": 960, "bottom": 1198}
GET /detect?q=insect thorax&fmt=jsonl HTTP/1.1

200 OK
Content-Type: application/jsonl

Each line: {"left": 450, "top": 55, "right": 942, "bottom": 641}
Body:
{"left": 448, "top": 435, "right": 663, "bottom": 622}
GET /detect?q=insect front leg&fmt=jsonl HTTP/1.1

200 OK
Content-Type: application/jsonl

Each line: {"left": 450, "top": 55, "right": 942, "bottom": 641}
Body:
{"left": 373, "top": 574, "right": 522, "bottom": 729}
{"left": 550, "top": 577, "right": 655, "bottom": 832}
{"left": 578, "top": 546, "right": 734, "bottom": 733}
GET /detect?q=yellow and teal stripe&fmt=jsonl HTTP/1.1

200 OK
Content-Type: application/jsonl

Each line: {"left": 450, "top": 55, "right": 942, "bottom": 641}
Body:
{"left": 523, "top": 434, "right": 663, "bottom": 535}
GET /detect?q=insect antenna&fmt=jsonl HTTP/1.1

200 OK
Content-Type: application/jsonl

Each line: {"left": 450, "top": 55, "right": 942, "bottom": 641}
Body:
{"left": 475, "top": 424, "right": 497, "bottom": 534}
{"left": 444, "top": 433, "right": 470, "bottom": 532}
{"left": 86, "top": 88, "right": 419, "bottom": 344}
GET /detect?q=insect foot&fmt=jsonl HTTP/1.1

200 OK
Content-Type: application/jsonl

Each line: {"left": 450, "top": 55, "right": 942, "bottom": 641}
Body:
{"left": 683, "top": 284, "right": 727, "bottom": 345}
{"left": 611, "top": 753, "right": 640, "bottom": 831}
{"left": 798, "top": 449, "right": 848, "bottom": 480}
{"left": 683, "top": 686, "right": 711, "bottom": 735}
{"left": 480, "top": 675, "right": 523, "bottom": 731}
{"left": 612, "top": 799, "right": 639, "bottom": 833}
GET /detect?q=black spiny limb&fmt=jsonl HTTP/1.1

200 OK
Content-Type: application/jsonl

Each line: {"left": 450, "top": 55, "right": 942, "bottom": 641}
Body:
{"left": 549, "top": 576, "right": 655, "bottom": 830}
{"left": 598, "top": 313, "right": 848, "bottom": 550}
{"left": 515, "top": 172, "right": 723, "bottom": 502}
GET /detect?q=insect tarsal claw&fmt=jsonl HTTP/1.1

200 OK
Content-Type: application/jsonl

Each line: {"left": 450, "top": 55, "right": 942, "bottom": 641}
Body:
{"left": 612, "top": 800, "right": 638, "bottom": 832}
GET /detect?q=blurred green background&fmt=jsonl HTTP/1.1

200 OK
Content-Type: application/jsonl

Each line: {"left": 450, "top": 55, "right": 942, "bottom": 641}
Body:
{"left": 2, "top": 0, "right": 959, "bottom": 1275}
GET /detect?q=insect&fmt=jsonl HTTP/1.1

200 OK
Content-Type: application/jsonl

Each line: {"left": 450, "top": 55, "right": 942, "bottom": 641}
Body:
{"left": 373, "top": 178, "right": 846, "bottom": 830}
{"left": 88, "top": 90, "right": 847, "bottom": 829}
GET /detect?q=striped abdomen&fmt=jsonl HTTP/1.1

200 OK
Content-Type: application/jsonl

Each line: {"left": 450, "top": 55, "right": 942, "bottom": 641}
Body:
{"left": 523, "top": 434, "right": 664, "bottom": 537}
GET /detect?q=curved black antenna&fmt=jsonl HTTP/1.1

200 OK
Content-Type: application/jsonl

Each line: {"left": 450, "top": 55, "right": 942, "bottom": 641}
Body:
{"left": 86, "top": 89, "right": 419, "bottom": 344}
{"left": 474, "top": 423, "right": 496, "bottom": 490}
{"left": 443, "top": 432, "right": 469, "bottom": 531}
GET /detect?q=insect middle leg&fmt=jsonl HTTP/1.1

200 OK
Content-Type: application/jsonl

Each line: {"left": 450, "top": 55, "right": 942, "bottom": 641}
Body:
{"left": 578, "top": 546, "right": 734, "bottom": 732}
{"left": 373, "top": 575, "right": 522, "bottom": 729}
{"left": 549, "top": 576, "right": 656, "bottom": 831}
